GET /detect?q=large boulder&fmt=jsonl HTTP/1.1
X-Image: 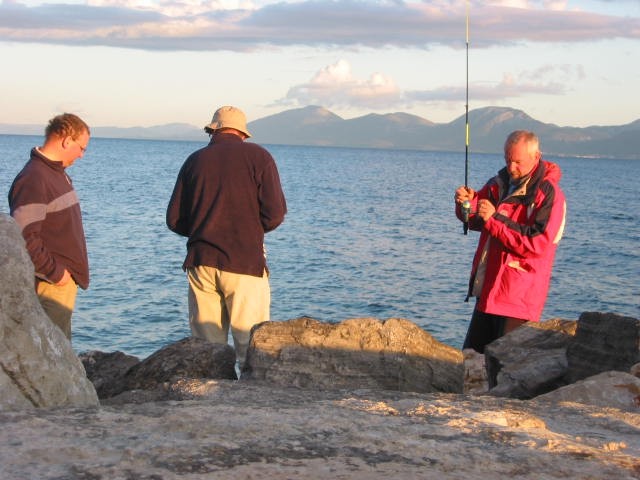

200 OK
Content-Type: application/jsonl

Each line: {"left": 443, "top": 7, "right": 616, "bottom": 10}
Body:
{"left": 485, "top": 318, "right": 577, "bottom": 399}
{"left": 0, "top": 214, "right": 98, "bottom": 410}
{"left": 79, "top": 350, "right": 141, "bottom": 398}
{"left": 90, "top": 337, "right": 238, "bottom": 399}
{"left": 535, "top": 370, "right": 640, "bottom": 412}
{"left": 483, "top": 313, "right": 640, "bottom": 400}
{"left": 565, "top": 312, "right": 640, "bottom": 383}
{"left": 243, "top": 317, "right": 464, "bottom": 393}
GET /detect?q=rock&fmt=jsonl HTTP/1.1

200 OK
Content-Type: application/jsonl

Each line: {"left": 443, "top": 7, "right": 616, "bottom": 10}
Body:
{"left": 485, "top": 318, "right": 577, "bottom": 399}
{"left": 243, "top": 317, "right": 464, "bottom": 393}
{"left": 566, "top": 312, "right": 640, "bottom": 383}
{"left": 79, "top": 339, "right": 237, "bottom": 401}
{"left": 535, "top": 371, "right": 640, "bottom": 412}
{"left": 462, "top": 348, "right": 488, "bottom": 395}
{"left": 113, "top": 337, "right": 237, "bottom": 397}
{"left": 101, "top": 387, "right": 170, "bottom": 405}
{"left": 1, "top": 381, "right": 639, "bottom": 479}
{"left": 79, "top": 350, "right": 141, "bottom": 398}
{"left": 631, "top": 363, "right": 640, "bottom": 378}
{"left": 0, "top": 214, "right": 99, "bottom": 410}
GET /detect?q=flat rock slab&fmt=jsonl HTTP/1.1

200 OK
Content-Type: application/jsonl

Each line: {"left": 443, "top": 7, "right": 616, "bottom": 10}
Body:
{"left": 1, "top": 382, "right": 638, "bottom": 479}
{"left": 245, "top": 317, "right": 464, "bottom": 393}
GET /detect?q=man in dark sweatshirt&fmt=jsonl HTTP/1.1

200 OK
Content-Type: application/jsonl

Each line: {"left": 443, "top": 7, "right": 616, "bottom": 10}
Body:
{"left": 166, "top": 106, "right": 287, "bottom": 369}
{"left": 9, "top": 113, "right": 91, "bottom": 341}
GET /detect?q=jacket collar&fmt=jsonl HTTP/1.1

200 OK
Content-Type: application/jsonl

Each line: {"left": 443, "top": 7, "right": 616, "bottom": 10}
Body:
{"left": 31, "top": 147, "right": 66, "bottom": 172}
{"left": 497, "top": 161, "right": 545, "bottom": 202}
{"left": 208, "top": 132, "right": 245, "bottom": 145}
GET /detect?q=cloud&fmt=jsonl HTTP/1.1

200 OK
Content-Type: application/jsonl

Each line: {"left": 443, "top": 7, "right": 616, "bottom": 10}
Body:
{"left": 278, "top": 59, "right": 401, "bottom": 109}
{"left": 411, "top": 64, "right": 586, "bottom": 102}
{"left": 279, "top": 60, "right": 587, "bottom": 110}
{"left": 415, "top": 63, "right": 585, "bottom": 104}
{"left": 0, "top": 0, "right": 637, "bottom": 51}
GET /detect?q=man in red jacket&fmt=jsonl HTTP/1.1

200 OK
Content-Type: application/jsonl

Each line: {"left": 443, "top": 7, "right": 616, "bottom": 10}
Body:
{"left": 455, "top": 130, "right": 566, "bottom": 353}
{"left": 8, "top": 113, "right": 91, "bottom": 340}
{"left": 167, "top": 106, "right": 287, "bottom": 369}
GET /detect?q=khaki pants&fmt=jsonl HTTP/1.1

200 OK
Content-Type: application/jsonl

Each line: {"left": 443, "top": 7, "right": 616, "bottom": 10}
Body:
{"left": 187, "top": 266, "right": 270, "bottom": 367}
{"left": 36, "top": 279, "right": 78, "bottom": 340}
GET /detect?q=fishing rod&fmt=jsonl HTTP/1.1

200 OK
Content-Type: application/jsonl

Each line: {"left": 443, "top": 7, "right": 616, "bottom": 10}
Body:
{"left": 461, "top": 0, "right": 471, "bottom": 235}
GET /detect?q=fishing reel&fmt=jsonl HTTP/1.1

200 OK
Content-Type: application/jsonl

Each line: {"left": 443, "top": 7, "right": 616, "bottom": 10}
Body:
{"left": 461, "top": 200, "right": 471, "bottom": 235}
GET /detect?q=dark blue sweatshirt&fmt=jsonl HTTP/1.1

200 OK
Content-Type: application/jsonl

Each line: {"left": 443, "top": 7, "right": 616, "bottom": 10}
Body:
{"left": 166, "top": 133, "right": 287, "bottom": 277}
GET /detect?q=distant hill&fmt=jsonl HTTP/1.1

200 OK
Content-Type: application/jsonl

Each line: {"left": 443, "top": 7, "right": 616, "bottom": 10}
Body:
{"left": 0, "top": 122, "right": 204, "bottom": 142}
{"left": 91, "top": 123, "right": 204, "bottom": 141}
{"left": 1, "top": 106, "right": 638, "bottom": 159}
{"left": 249, "top": 106, "right": 640, "bottom": 159}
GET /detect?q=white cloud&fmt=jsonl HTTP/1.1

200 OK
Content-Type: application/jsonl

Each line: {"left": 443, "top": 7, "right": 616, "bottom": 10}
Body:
{"left": 87, "top": 0, "right": 258, "bottom": 16}
{"left": 280, "top": 59, "right": 401, "bottom": 109}
{"left": 468, "top": 64, "right": 586, "bottom": 100}
{"left": 389, "top": 62, "right": 586, "bottom": 106}
{"left": 485, "top": 0, "right": 567, "bottom": 9}
{"left": 276, "top": 59, "right": 585, "bottom": 110}
{"left": 281, "top": 57, "right": 592, "bottom": 113}
{"left": 0, "top": 0, "right": 637, "bottom": 51}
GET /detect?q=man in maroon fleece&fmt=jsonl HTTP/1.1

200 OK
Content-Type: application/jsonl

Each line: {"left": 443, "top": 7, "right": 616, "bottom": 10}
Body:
{"left": 167, "top": 106, "right": 287, "bottom": 369}
{"left": 9, "top": 113, "right": 91, "bottom": 341}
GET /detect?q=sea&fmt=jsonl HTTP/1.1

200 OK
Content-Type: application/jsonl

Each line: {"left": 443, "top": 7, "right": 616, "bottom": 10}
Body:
{"left": 1, "top": 134, "right": 638, "bottom": 359}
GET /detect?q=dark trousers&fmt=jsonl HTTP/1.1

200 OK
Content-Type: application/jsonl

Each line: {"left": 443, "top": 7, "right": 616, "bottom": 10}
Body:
{"left": 462, "top": 308, "right": 526, "bottom": 354}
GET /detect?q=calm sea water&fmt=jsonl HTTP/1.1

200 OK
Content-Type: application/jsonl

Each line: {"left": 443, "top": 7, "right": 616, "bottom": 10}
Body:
{"left": 1, "top": 134, "right": 638, "bottom": 358}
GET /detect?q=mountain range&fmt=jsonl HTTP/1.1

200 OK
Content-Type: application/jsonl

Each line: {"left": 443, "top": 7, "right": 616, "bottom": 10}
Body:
{"left": 2, "top": 106, "right": 638, "bottom": 159}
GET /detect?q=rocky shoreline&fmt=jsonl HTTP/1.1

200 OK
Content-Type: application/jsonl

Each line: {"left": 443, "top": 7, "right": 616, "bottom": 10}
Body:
{"left": 1, "top": 213, "right": 639, "bottom": 479}
{"left": 2, "top": 379, "right": 639, "bottom": 479}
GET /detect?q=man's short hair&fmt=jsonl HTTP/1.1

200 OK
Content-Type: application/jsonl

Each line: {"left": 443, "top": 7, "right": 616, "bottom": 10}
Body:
{"left": 45, "top": 113, "right": 90, "bottom": 141}
{"left": 504, "top": 130, "right": 539, "bottom": 157}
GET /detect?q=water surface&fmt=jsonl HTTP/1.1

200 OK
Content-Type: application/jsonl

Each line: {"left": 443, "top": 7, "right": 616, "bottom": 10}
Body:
{"left": 1, "top": 135, "right": 638, "bottom": 357}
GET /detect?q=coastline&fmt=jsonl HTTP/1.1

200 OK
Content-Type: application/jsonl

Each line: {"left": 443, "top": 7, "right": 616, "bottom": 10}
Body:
{"left": 2, "top": 380, "right": 639, "bottom": 479}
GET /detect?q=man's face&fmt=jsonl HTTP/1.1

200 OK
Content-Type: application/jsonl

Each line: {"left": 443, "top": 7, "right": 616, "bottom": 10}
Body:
{"left": 504, "top": 139, "right": 539, "bottom": 181}
{"left": 63, "top": 131, "right": 90, "bottom": 167}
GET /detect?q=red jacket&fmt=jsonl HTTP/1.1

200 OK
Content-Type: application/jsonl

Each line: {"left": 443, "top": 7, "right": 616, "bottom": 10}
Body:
{"left": 456, "top": 160, "right": 566, "bottom": 321}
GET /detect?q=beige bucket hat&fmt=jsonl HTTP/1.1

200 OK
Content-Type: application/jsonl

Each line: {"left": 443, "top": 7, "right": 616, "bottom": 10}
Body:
{"left": 204, "top": 106, "right": 252, "bottom": 137}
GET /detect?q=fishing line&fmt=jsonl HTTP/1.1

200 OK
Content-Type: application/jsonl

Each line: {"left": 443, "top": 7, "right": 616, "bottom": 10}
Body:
{"left": 462, "top": 0, "right": 471, "bottom": 235}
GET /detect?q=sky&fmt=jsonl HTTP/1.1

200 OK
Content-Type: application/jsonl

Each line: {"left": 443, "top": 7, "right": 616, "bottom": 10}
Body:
{"left": 0, "top": 0, "right": 638, "bottom": 129}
